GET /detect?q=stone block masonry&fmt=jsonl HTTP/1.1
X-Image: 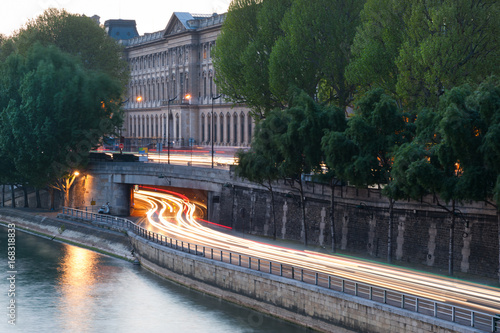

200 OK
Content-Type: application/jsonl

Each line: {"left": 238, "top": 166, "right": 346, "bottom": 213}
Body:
{"left": 75, "top": 162, "right": 500, "bottom": 281}
{"left": 129, "top": 233, "right": 483, "bottom": 333}
{"left": 219, "top": 184, "right": 499, "bottom": 280}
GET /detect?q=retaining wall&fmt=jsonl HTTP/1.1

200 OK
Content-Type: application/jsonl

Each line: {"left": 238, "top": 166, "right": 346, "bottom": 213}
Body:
{"left": 129, "top": 232, "right": 482, "bottom": 333}
{"left": 0, "top": 208, "right": 133, "bottom": 261}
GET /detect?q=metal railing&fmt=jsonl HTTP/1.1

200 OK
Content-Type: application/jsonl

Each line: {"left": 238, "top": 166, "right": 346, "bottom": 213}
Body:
{"left": 60, "top": 207, "right": 500, "bottom": 332}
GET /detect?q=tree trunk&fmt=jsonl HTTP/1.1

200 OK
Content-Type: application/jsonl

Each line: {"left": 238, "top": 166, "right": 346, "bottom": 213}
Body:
{"left": 230, "top": 185, "right": 236, "bottom": 229}
{"left": 269, "top": 181, "right": 277, "bottom": 240}
{"left": 50, "top": 188, "right": 55, "bottom": 210}
{"left": 10, "top": 185, "right": 16, "bottom": 208}
{"left": 299, "top": 179, "right": 308, "bottom": 247}
{"left": 497, "top": 209, "right": 500, "bottom": 285}
{"left": 249, "top": 190, "right": 255, "bottom": 235}
{"left": 36, "top": 189, "right": 41, "bottom": 208}
{"left": 448, "top": 200, "right": 456, "bottom": 276}
{"left": 388, "top": 198, "right": 395, "bottom": 263}
{"left": 330, "top": 179, "right": 336, "bottom": 253}
{"left": 63, "top": 189, "right": 69, "bottom": 207}
{"left": 23, "top": 186, "right": 29, "bottom": 208}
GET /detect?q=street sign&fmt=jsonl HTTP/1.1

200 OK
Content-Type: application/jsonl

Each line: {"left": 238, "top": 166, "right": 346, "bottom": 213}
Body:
{"left": 119, "top": 143, "right": 124, "bottom": 149}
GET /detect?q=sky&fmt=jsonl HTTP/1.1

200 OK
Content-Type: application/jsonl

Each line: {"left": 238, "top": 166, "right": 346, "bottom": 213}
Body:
{"left": 1, "top": 0, "right": 232, "bottom": 37}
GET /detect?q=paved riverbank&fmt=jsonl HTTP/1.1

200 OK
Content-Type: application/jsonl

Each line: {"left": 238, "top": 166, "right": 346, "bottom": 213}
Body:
{"left": 0, "top": 208, "right": 134, "bottom": 261}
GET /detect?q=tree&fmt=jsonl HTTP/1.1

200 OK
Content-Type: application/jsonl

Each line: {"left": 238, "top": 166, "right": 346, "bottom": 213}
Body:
{"left": 323, "top": 88, "right": 413, "bottom": 262}
{"left": 345, "top": 0, "right": 409, "bottom": 100}
{"left": 269, "top": 0, "right": 364, "bottom": 109}
{"left": 235, "top": 117, "right": 285, "bottom": 239}
{"left": 9, "top": 8, "right": 129, "bottom": 89}
{"left": 276, "top": 90, "right": 346, "bottom": 246}
{"left": 0, "top": 44, "right": 123, "bottom": 206}
{"left": 389, "top": 79, "right": 499, "bottom": 276}
{"left": 396, "top": 0, "right": 500, "bottom": 108}
{"left": 213, "top": 0, "right": 292, "bottom": 117}
{"left": 470, "top": 77, "right": 500, "bottom": 283}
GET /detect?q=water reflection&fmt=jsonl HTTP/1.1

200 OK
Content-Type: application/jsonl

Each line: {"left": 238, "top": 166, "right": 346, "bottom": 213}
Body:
{"left": 57, "top": 246, "right": 99, "bottom": 332}
{"left": 0, "top": 226, "right": 310, "bottom": 333}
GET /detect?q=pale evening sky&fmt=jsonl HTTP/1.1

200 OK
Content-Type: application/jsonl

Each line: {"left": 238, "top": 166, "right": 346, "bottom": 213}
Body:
{"left": 1, "top": 0, "right": 232, "bottom": 37}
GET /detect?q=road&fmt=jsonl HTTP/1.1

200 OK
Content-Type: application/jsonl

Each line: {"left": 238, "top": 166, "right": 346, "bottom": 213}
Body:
{"left": 133, "top": 187, "right": 500, "bottom": 323}
{"left": 98, "top": 146, "right": 241, "bottom": 168}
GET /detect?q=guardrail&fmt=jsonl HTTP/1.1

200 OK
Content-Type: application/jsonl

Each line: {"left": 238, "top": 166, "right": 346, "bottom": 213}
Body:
{"left": 60, "top": 207, "right": 500, "bottom": 332}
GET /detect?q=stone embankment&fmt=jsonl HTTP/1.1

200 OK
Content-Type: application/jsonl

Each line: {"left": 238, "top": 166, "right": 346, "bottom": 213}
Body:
{"left": 0, "top": 208, "right": 487, "bottom": 333}
{"left": 0, "top": 208, "right": 133, "bottom": 261}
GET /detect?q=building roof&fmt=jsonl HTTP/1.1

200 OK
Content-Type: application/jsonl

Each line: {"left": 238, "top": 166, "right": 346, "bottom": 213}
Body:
{"left": 163, "top": 12, "right": 225, "bottom": 37}
{"left": 104, "top": 19, "right": 140, "bottom": 40}
{"left": 116, "top": 12, "right": 226, "bottom": 47}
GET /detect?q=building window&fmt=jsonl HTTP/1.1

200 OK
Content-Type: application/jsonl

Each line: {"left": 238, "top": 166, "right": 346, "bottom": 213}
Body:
{"left": 208, "top": 114, "right": 211, "bottom": 144}
{"left": 209, "top": 76, "right": 213, "bottom": 97}
{"left": 248, "top": 114, "right": 252, "bottom": 142}
{"left": 201, "top": 114, "right": 205, "bottom": 143}
{"left": 220, "top": 112, "right": 224, "bottom": 144}
{"left": 155, "top": 116, "right": 159, "bottom": 137}
{"left": 214, "top": 114, "right": 217, "bottom": 143}
{"left": 240, "top": 113, "right": 245, "bottom": 144}
{"left": 233, "top": 113, "right": 237, "bottom": 145}
{"left": 142, "top": 117, "right": 145, "bottom": 137}
{"left": 175, "top": 114, "right": 180, "bottom": 141}
{"left": 226, "top": 113, "right": 231, "bottom": 144}
{"left": 203, "top": 76, "right": 207, "bottom": 98}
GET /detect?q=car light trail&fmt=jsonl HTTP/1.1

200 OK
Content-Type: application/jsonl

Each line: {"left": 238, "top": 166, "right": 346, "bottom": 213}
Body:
{"left": 134, "top": 188, "right": 500, "bottom": 315}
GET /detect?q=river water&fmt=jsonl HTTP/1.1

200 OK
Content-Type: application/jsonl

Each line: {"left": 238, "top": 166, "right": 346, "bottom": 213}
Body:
{"left": 0, "top": 225, "right": 309, "bottom": 333}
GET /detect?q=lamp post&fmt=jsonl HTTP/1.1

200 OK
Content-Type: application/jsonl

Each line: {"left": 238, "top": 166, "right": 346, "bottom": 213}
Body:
{"left": 166, "top": 95, "right": 177, "bottom": 164}
{"left": 211, "top": 94, "right": 222, "bottom": 168}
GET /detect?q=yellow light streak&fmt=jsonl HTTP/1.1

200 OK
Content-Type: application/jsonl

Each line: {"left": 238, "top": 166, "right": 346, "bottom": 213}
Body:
{"left": 134, "top": 189, "right": 500, "bottom": 315}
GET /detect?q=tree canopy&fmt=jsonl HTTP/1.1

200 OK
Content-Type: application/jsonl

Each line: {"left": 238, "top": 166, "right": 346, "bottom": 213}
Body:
{"left": 214, "top": 0, "right": 363, "bottom": 115}
{"left": 213, "top": 0, "right": 292, "bottom": 117}
{"left": 0, "top": 43, "right": 123, "bottom": 190}
{"left": 346, "top": 0, "right": 499, "bottom": 109}
{"left": 5, "top": 8, "right": 129, "bottom": 90}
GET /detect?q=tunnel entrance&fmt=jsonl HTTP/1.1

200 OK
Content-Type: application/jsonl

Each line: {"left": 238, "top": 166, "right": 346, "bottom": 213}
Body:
{"left": 130, "top": 185, "right": 208, "bottom": 220}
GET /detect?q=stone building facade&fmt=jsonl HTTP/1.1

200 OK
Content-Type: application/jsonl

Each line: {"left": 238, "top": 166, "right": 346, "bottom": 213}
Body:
{"left": 108, "top": 13, "right": 254, "bottom": 148}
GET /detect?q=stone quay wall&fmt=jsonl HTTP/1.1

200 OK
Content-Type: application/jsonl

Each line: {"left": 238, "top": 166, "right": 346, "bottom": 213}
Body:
{"left": 218, "top": 181, "right": 499, "bottom": 280}
{"left": 73, "top": 161, "right": 499, "bottom": 280}
{"left": 129, "top": 232, "right": 482, "bottom": 333}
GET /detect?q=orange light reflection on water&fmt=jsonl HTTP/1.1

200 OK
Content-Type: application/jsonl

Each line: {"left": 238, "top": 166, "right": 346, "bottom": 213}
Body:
{"left": 56, "top": 245, "right": 100, "bottom": 332}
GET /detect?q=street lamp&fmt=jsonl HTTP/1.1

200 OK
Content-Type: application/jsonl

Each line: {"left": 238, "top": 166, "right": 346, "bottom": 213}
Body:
{"left": 211, "top": 94, "right": 222, "bottom": 168}
{"left": 166, "top": 95, "right": 177, "bottom": 164}
{"left": 165, "top": 94, "right": 191, "bottom": 164}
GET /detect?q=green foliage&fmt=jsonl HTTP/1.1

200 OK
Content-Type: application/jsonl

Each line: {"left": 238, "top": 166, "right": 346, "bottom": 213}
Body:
{"left": 346, "top": 0, "right": 408, "bottom": 99}
{"left": 390, "top": 77, "right": 500, "bottom": 204}
{"left": 0, "top": 44, "right": 122, "bottom": 188}
{"left": 347, "top": 0, "right": 499, "bottom": 109}
{"left": 8, "top": 8, "right": 129, "bottom": 90}
{"left": 215, "top": 0, "right": 363, "bottom": 114}
{"left": 269, "top": 0, "right": 364, "bottom": 109}
{"left": 323, "top": 88, "right": 412, "bottom": 188}
{"left": 235, "top": 111, "right": 286, "bottom": 185}
{"left": 396, "top": 0, "right": 499, "bottom": 108}
{"left": 213, "top": 0, "right": 291, "bottom": 117}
